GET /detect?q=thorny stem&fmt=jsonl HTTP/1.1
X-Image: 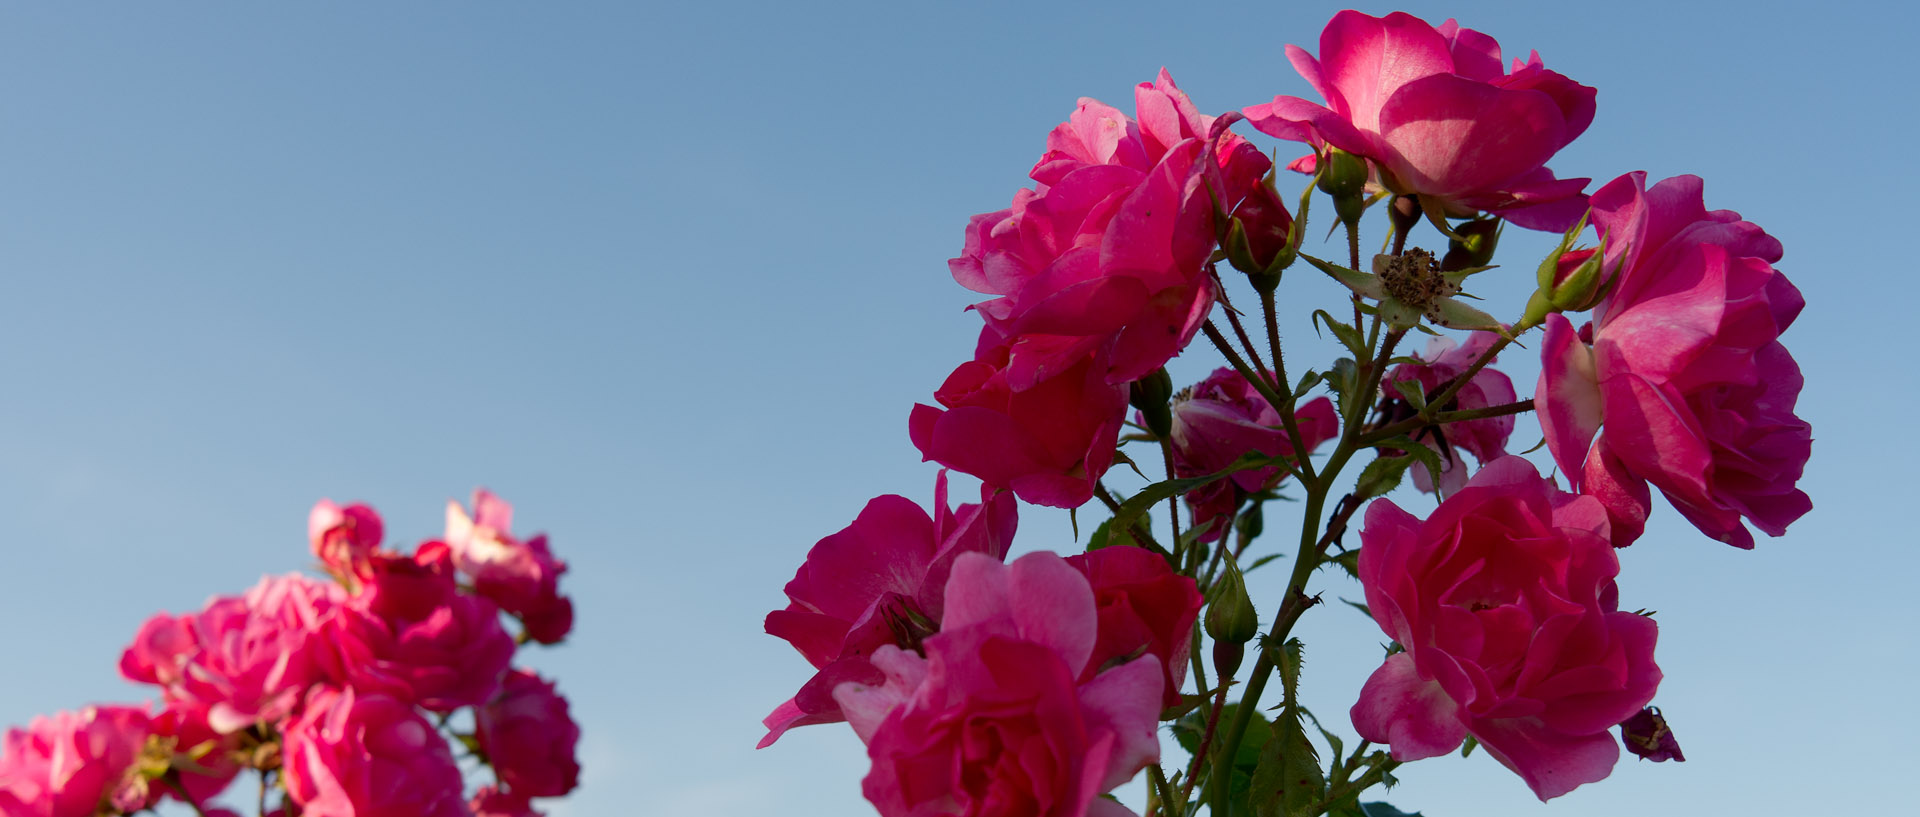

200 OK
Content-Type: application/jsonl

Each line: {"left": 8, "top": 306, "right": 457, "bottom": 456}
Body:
{"left": 1423, "top": 332, "right": 1517, "bottom": 419}
{"left": 1146, "top": 764, "right": 1176, "bottom": 817}
{"left": 1218, "top": 282, "right": 1274, "bottom": 386}
{"left": 1210, "top": 647, "right": 1273, "bottom": 816}
{"left": 1202, "top": 320, "right": 1319, "bottom": 484}
{"left": 1160, "top": 438, "right": 1184, "bottom": 557}
{"left": 1179, "top": 682, "right": 1232, "bottom": 810}
{"left": 1361, "top": 398, "right": 1538, "bottom": 448}
{"left": 1313, "top": 758, "right": 1404, "bottom": 815}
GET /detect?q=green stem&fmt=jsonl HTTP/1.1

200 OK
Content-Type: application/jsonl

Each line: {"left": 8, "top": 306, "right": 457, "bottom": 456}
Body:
{"left": 1160, "top": 438, "right": 1184, "bottom": 557}
{"left": 1220, "top": 288, "right": 1274, "bottom": 385}
{"left": 1360, "top": 398, "right": 1537, "bottom": 448}
{"left": 1210, "top": 646, "right": 1274, "bottom": 816}
{"left": 1202, "top": 320, "right": 1318, "bottom": 484}
{"left": 1147, "top": 764, "right": 1177, "bottom": 817}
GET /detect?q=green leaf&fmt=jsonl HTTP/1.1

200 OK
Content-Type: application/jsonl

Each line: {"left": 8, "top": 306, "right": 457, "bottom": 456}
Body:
{"left": 1293, "top": 370, "right": 1324, "bottom": 399}
{"left": 1353, "top": 456, "right": 1412, "bottom": 500}
{"left": 1311, "top": 309, "right": 1370, "bottom": 360}
{"left": 1243, "top": 552, "right": 1286, "bottom": 574}
{"left": 1340, "top": 598, "right": 1372, "bottom": 620}
{"left": 1460, "top": 735, "right": 1478, "bottom": 758}
{"left": 1327, "top": 549, "right": 1360, "bottom": 579}
{"left": 1390, "top": 379, "right": 1426, "bottom": 411}
{"left": 1359, "top": 803, "right": 1423, "bottom": 817}
{"left": 1428, "top": 296, "right": 1502, "bottom": 331}
{"left": 1371, "top": 437, "right": 1443, "bottom": 487}
{"left": 1111, "top": 449, "right": 1151, "bottom": 480}
{"left": 1301, "top": 253, "right": 1384, "bottom": 300}
{"left": 1173, "top": 704, "right": 1271, "bottom": 772}
{"left": 1250, "top": 639, "right": 1323, "bottom": 817}
{"left": 1109, "top": 452, "right": 1277, "bottom": 551}
{"left": 1086, "top": 518, "right": 1112, "bottom": 551}
{"left": 1324, "top": 358, "right": 1360, "bottom": 419}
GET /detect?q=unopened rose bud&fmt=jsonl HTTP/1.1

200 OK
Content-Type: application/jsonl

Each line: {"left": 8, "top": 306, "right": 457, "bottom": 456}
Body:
{"left": 1235, "top": 501, "right": 1263, "bottom": 540}
{"left": 1317, "top": 149, "right": 1370, "bottom": 230}
{"left": 1205, "top": 556, "right": 1258, "bottom": 649}
{"left": 1224, "top": 174, "right": 1296, "bottom": 290}
{"left": 1544, "top": 246, "right": 1611, "bottom": 312}
{"left": 1388, "top": 193, "right": 1421, "bottom": 238}
{"left": 1619, "top": 706, "right": 1684, "bottom": 762}
{"left": 1441, "top": 219, "right": 1500, "bottom": 271}
{"left": 1315, "top": 149, "right": 1367, "bottom": 199}
{"left": 1130, "top": 368, "right": 1175, "bottom": 440}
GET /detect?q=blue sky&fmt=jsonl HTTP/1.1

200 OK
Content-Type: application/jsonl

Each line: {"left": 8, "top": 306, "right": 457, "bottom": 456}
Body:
{"left": 1, "top": 2, "right": 1911, "bottom": 815}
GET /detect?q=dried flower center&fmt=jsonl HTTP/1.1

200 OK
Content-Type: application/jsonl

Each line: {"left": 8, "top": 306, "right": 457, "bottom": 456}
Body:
{"left": 1376, "top": 248, "right": 1457, "bottom": 313}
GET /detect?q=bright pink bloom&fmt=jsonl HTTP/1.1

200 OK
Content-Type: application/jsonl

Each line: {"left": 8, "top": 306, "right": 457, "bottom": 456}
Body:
{"left": 148, "top": 703, "right": 240, "bottom": 808}
{"left": 282, "top": 687, "right": 466, "bottom": 817}
{"left": 322, "top": 591, "right": 516, "bottom": 712}
{"left": 1167, "top": 368, "right": 1338, "bottom": 539}
{"left": 470, "top": 786, "right": 545, "bottom": 817}
{"left": 1245, "top": 11, "right": 1595, "bottom": 230}
{"left": 309, "top": 500, "right": 384, "bottom": 579}
{"left": 446, "top": 490, "right": 572, "bottom": 643}
{"left": 911, "top": 335, "right": 1129, "bottom": 508}
{"left": 0, "top": 705, "right": 151, "bottom": 817}
{"left": 951, "top": 70, "right": 1270, "bottom": 389}
{"left": 350, "top": 544, "right": 457, "bottom": 623}
{"left": 1537, "top": 173, "right": 1810, "bottom": 548}
{"left": 475, "top": 669, "right": 581, "bottom": 799}
{"left": 834, "top": 552, "right": 1162, "bottom": 817}
{"left": 1384, "top": 332, "right": 1518, "bottom": 495}
{"left": 761, "top": 471, "right": 1016, "bottom": 747}
{"left": 1352, "top": 457, "right": 1660, "bottom": 800}
{"left": 1065, "top": 546, "right": 1203, "bottom": 708}
{"left": 122, "top": 574, "right": 342, "bottom": 734}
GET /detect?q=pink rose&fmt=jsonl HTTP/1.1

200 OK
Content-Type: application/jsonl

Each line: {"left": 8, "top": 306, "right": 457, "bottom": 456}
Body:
{"left": 446, "top": 490, "right": 573, "bottom": 643}
{"left": 470, "top": 786, "right": 545, "bottom": 817}
{"left": 149, "top": 703, "right": 241, "bottom": 807}
{"left": 122, "top": 574, "right": 341, "bottom": 734}
{"left": 951, "top": 70, "right": 1270, "bottom": 390}
{"left": 322, "top": 591, "right": 516, "bottom": 712}
{"left": 761, "top": 471, "right": 1016, "bottom": 747}
{"left": 1383, "top": 331, "right": 1518, "bottom": 495}
{"left": 1065, "top": 546, "right": 1204, "bottom": 708}
{"left": 282, "top": 687, "right": 467, "bottom": 817}
{"left": 0, "top": 705, "right": 151, "bottom": 817}
{"left": 475, "top": 669, "right": 581, "bottom": 799}
{"left": 1537, "top": 173, "right": 1811, "bottom": 548}
{"left": 1352, "top": 457, "right": 1660, "bottom": 800}
{"left": 1245, "top": 11, "right": 1595, "bottom": 230}
{"left": 834, "top": 552, "right": 1162, "bottom": 817}
{"left": 911, "top": 334, "right": 1129, "bottom": 508}
{"left": 1167, "top": 368, "right": 1338, "bottom": 539}
{"left": 309, "top": 500, "right": 384, "bottom": 579}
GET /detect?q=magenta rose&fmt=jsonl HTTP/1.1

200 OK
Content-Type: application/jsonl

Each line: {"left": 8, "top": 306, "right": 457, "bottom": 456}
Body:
{"left": 309, "top": 499, "right": 384, "bottom": 580}
{"left": 322, "top": 590, "right": 516, "bottom": 712}
{"left": 1537, "top": 172, "right": 1811, "bottom": 548}
{"left": 951, "top": 70, "right": 1270, "bottom": 390}
{"left": 1065, "top": 546, "right": 1204, "bottom": 708}
{"left": 911, "top": 334, "right": 1129, "bottom": 508}
{"left": 470, "top": 786, "right": 545, "bottom": 817}
{"left": 446, "top": 490, "right": 573, "bottom": 643}
{"left": 475, "top": 669, "right": 581, "bottom": 799}
{"left": 833, "top": 552, "right": 1162, "bottom": 817}
{"left": 1383, "top": 331, "right": 1518, "bottom": 495}
{"left": 1245, "top": 10, "right": 1595, "bottom": 230}
{"left": 282, "top": 687, "right": 466, "bottom": 817}
{"left": 0, "top": 705, "right": 151, "bottom": 817}
{"left": 762, "top": 471, "right": 1016, "bottom": 746}
{"left": 121, "top": 574, "right": 341, "bottom": 734}
{"left": 1167, "top": 368, "right": 1338, "bottom": 539}
{"left": 1352, "top": 457, "right": 1660, "bottom": 800}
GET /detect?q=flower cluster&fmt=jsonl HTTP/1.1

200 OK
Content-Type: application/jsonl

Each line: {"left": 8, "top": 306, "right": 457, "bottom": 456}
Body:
{"left": 2, "top": 491, "right": 581, "bottom": 817}
{"left": 769, "top": 8, "right": 1808, "bottom": 816}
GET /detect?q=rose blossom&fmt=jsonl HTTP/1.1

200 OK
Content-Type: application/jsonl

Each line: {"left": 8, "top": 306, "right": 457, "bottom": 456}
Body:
{"left": 1538, "top": 172, "right": 1811, "bottom": 548}
{"left": 1383, "top": 331, "right": 1518, "bottom": 495}
{"left": 832, "top": 552, "right": 1162, "bottom": 817}
{"left": 322, "top": 590, "right": 516, "bottom": 712}
{"left": 1244, "top": 10, "right": 1595, "bottom": 230}
{"left": 761, "top": 471, "right": 1016, "bottom": 747}
{"left": 911, "top": 333, "right": 1129, "bottom": 508}
{"left": 470, "top": 786, "right": 545, "bottom": 817}
{"left": 1065, "top": 545, "right": 1204, "bottom": 708}
{"left": 951, "top": 70, "right": 1270, "bottom": 390}
{"left": 1167, "top": 368, "right": 1339, "bottom": 539}
{"left": 446, "top": 489, "right": 573, "bottom": 642}
{"left": 1351, "top": 457, "right": 1660, "bottom": 800}
{"left": 309, "top": 500, "right": 384, "bottom": 580}
{"left": 281, "top": 687, "right": 466, "bottom": 817}
{"left": 0, "top": 705, "right": 151, "bottom": 817}
{"left": 475, "top": 669, "right": 581, "bottom": 799}
{"left": 120, "top": 574, "right": 341, "bottom": 734}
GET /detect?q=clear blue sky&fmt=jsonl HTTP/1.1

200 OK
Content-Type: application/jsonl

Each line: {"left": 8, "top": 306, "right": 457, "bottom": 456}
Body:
{"left": 1, "top": 2, "right": 1910, "bottom": 815}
